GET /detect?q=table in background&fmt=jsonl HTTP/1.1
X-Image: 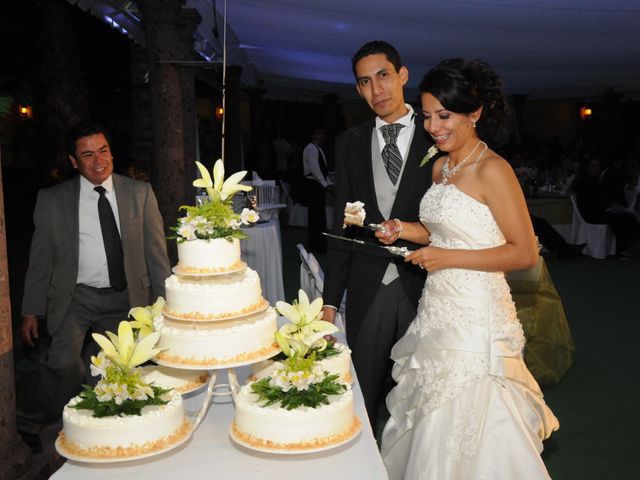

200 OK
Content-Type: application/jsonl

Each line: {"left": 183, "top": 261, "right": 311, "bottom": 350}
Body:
{"left": 526, "top": 196, "right": 573, "bottom": 242}
{"left": 51, "top": 365, "right": 387, "bottom": 480}
{"left": 241, "top": 218, "right": 285, "bottom": 305}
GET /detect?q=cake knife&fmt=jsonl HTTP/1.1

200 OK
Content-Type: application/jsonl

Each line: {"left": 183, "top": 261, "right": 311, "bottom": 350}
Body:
{"left": 322, "top": 232, "right": 412, "bottom": 257}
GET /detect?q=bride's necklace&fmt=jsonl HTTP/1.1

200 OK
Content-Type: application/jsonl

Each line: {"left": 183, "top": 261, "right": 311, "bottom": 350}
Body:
{"left": 441, "top": 141, "right": 487, "bottom": 184}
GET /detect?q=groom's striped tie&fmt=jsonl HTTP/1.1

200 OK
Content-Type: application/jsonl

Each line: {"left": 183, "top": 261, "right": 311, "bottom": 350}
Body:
{"left": 380, "top": 123, "right": 404, "bottom": 185}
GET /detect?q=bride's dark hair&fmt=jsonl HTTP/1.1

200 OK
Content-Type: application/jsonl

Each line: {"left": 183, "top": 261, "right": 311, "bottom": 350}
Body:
{"left": 418, "top": 59, "right": 510, "bottom": 145}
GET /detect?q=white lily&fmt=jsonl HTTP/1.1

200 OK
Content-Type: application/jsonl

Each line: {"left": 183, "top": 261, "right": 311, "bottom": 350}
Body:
{"left": 128, "top": 297, "right": 165, "bottom": 338}
{"left": 92, "top": 321, "right": 163, "bottom": 370}
{"left": 193, "top": 159, "right": 252, "bottom": 202}
{"left": 275, "top": 290, "right": 338, "bottom": 357}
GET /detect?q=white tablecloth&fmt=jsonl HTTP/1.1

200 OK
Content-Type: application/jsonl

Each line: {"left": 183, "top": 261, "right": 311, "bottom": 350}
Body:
{"left": 51, "top": 364, "right": 387, "bottom": 480}
{"left": 241, "top": 219, "right": 285, "bottom": 305}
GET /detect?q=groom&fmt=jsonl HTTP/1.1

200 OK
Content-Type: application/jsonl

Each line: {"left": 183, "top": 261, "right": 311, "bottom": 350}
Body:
{"left": 322, "top": 41, "right": 434, "bottom": 429}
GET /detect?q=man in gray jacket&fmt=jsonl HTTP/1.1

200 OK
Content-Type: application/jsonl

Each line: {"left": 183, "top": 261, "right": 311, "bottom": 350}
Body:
{"left": 18, "top": 121, "right": 171, "bottom": 450}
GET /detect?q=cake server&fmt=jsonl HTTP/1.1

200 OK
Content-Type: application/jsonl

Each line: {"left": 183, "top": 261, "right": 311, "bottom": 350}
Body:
{"left": 322, "top": 232, "right": 412, "bottom": 257}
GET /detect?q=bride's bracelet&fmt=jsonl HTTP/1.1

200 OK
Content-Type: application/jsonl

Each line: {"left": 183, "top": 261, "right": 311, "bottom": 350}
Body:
{"left": 393, "top": 218, "right": 403, "bottom": 238}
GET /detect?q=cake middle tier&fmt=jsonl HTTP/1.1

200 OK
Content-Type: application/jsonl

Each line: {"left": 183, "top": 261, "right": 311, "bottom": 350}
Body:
{"left": 164, "top": 268, "right": 264, "bottom": 319}
{"left": 154, "top": 307, "right": 279, "bottom": 367}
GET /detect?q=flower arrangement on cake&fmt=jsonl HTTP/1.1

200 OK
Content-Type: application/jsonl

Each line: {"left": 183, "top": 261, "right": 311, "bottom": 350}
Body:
{"left": 173, "top": 159, "right": 259, "bottom": 242}
{"left": 72, "top": 321, "right": 171, "bottom": 417}
{"left": 128, "top": 296, "right": 165, "bottom": 338}
{"left": 250, "top": 289, "right": 352, "bottom": 393}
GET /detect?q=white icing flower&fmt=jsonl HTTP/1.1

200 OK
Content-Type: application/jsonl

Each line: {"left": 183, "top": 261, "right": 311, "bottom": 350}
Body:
{"left": 90, "top": 351, "right": 111, "bottom": 377}
{"left": 112, "top": 383, "right": 130, "bottom": 405}
{"left": 177, "top": 223, "right": 196, "bottom": 241}
{"left": 131, "top": 384, "right": 154, "bottom": 400}
{"left": 227, "top": 218, "right": 241, "bottom": 229}
{"left": 240, "top": 208, "right": 259, "bottom": 225}
{"left": 95, "top": 381, "right": 114, "bottom": 402}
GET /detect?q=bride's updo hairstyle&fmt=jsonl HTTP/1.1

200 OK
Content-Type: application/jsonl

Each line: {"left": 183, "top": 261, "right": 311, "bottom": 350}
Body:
{"left": 419, "top": 58, "right": 510, "bottom": 146}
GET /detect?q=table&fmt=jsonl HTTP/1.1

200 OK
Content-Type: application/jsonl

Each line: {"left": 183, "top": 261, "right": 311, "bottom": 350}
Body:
{"left": 526, "top": 197, "right": 573, "bottom": 242}
{"left": 240, "top": 219, "right": 285, "bottom": 305}
{"left": 50, "top": 365, "right": 387, "bottom": 479}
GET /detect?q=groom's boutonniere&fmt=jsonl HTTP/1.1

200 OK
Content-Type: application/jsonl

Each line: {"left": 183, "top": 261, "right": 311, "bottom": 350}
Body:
{"left": 420, "top": 145, "right": 439, "bottom": 167}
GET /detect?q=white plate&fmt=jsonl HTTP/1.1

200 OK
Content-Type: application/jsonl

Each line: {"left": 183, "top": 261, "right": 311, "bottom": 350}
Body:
{"left": 153, "top": 345, "right": 281, "bottom": 371}
{"left": 161, "top": 299, "right": 269, "bottom": 323}
{"left": 55, "top": 421, "right": 192, "bottom": 463}
{"left": 229, "top": 419, "right": 362, "bottom": 455}
{"left": 171, "top": 262, "right": 247, "bottom": 277}
{"left": 139, "top": 365, "right": 210, "bottom": 395}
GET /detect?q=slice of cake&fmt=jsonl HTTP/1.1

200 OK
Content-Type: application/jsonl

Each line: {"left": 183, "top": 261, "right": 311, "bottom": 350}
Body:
{"left": 57, "top": 321, "right": 191, "bottom": 460}
{"left": 343, "top": 201, "right": 366, "bottom": 228}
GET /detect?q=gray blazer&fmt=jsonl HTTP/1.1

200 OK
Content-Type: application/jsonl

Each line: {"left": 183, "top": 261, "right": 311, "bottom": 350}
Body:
{"left": 21, "top": 173, "right": 171, "bottom": 335}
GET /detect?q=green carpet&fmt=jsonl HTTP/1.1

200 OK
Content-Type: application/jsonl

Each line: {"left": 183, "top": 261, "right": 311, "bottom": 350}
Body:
{"left": 280, "top": 226, "right": 640, "bottom": 479}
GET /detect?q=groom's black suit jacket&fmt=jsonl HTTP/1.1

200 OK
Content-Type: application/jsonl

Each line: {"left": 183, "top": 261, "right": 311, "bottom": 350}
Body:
{"left": 324, "top": 117, "right": 434, "bottom": 345}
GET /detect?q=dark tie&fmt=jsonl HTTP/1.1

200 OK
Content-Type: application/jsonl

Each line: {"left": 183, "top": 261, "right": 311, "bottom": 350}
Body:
{"left": 94, "top": 186, "right": 126, "bottom": 291}
{"left": 380, "top": 123, "right": 404, "bottom": 185}
{"left": 314, "top": 143, "right": 329, "bottom": 178}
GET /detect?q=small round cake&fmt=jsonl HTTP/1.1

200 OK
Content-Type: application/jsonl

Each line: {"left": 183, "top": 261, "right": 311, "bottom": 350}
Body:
{"left": 176, "top": 238, "right": 243, "bottom": 273}
{"left": 231, "top": 384, "right": 360, "bottom": 451}
{"left": 58, "top": 392, "right": 190, "bottom": 459}
{"left": 252, "top": 342, "right": 352, "bottom": 384}
{"left": 164, "top": 268, "right": 266, "bottom": 320}
{"left": 154, "top": 307, "right": 279, "bottom": 367}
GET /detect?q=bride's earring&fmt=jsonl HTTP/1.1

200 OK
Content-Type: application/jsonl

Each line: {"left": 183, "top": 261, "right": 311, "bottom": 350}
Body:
{"left": 471, "top": 118, "right": 477, "bottom": 128}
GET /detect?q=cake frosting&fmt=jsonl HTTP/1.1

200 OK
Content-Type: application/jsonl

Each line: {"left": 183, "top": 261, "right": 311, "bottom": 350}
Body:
{"left": 231, "top": 384, "right": 360, "bottom": 451}
{"left": 59, "top": 392, "right": 190, "bottom": 459}
{"left": 252, "top": 342, "right": 352, "bottom": 384}
{"left": 154, "top": 307, "right": 279, "bottom": 367}
{"left": 176, "top": 238, "right": 243, "bottom": 273}
{"left": 343, "top": 201, "right": 366, "bottom": 228}
{"left": 164, "top": 268, "right": 266, "bottom": 320}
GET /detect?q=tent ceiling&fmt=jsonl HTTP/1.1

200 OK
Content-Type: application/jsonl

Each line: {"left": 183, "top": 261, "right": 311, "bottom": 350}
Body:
{"left": 69, "top": 0, "right": 640, "bottom": 100}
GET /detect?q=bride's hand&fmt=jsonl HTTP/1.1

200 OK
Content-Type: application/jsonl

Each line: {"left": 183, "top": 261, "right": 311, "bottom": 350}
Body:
{"left": 405, "top": 246, "right": 447, "bottom": 272}
{"left": 375, "top": 219, "right": 401, "bottom": 245}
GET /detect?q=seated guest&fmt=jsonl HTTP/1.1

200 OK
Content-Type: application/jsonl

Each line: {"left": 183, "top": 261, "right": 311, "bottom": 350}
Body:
{"left": 572, "top": 156, "right": 640, "bottom": 257}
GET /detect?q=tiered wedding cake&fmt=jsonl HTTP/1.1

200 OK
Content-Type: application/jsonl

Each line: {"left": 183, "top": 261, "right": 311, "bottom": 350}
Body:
{"left": 231, "top": 290, "right": 360, "bottom": 451}
{"left": 153, "top": 160, "right": 279, "bottom": 367}
{"left": 57, "top": 322, "right": 191, "bottom": 459}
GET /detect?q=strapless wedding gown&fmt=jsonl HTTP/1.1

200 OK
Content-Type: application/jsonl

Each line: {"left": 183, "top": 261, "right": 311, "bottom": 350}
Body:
{"left": 381, "top": 183, "right": 559, "bottom": 480}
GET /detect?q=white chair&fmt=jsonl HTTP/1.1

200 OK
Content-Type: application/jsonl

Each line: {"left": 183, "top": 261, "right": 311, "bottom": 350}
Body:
{"left": 569, "top": 194, "right": 616, "bottom": 259}
{"left": 296, "top": 243, "right": 346, "bottom": 333}
{"left": 279, "top": 180, "right": 308, "bottom": 227}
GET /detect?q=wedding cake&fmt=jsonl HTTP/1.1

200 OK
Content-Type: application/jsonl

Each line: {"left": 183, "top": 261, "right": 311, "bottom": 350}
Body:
{"left": 154, "top": 160, "right": 278, "bottom": 367}
{"left": 57, "top": 322, "right": 191, "bottom": 460}
{"left": 231, "top": 290, "right": 360, "bottom": 451}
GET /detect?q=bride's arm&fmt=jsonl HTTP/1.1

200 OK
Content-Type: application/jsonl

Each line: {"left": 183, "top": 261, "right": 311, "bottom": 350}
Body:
{"left": 405, "top": 155, "right": 538, "bottom": 272}
{"left": 376, "top": 219, "right": 430, "bottom": 245}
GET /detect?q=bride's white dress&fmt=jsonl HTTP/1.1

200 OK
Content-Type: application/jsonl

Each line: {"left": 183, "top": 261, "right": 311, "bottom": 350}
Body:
{"left": 381, "top": 183, "right": 559, "bottom": 480}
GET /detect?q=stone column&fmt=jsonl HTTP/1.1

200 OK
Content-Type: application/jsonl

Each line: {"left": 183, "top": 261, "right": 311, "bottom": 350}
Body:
{"left": 129, "top": 44, "right": 153, "bottom": 179}
{"left": 224, "top": 65, "right": 243, "bottom": 173}
{"left": 0, "top": 149, "right": 31, "bottom": 480}
{"left": 178, "top": 8, "right": 202, "bottom": 200}
{"left": 36, "top": 0, "right": 90, "bottom": 182}
{"left": 138, "top": 0, "right": 187, "bottom": 252}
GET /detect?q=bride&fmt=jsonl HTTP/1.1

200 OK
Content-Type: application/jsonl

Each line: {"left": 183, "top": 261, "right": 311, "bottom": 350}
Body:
{"left": 375, "top": 59, "right": 559, "bottom": 479}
